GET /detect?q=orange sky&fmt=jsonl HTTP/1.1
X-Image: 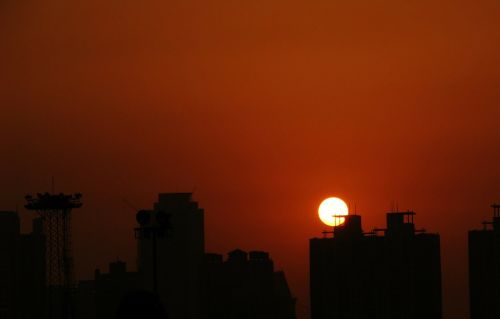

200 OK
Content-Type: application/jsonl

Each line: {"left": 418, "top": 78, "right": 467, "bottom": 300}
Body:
{"left": 2, "top": 1, "right": 500, "bottom": 318}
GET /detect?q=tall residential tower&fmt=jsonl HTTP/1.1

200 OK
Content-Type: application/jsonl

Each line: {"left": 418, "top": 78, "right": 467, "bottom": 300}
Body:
{"left": 468, "top": 204, "right": 500, "bottom": 319}
{"left": 310, "top": 211, "right": 442, "bottom": 319}
{"left": 136, "top": 193, "right": 204, "bottom": 319}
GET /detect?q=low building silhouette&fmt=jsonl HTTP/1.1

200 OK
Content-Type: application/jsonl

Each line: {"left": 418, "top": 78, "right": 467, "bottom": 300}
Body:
{"left": 202, "top": 249, "right": 296, "bottom": 319}
{"left": 310, "top": 211, "right": 442, "bottom": 319}
{"left": 94, "top": 260, "right": 140, "bottom": 319}
{"left": 74, "top": 279, "right": 95, "bottom": 319}
{"left": 0, "top": 211, "right": 45, "bottom": 319}
{"left": 75, "top": 192, "right": 296, "bottom": 319}
{"left": 75, "top": 260, "right": 140, "bottom": 319}
{"left": 115, "top": 290, "right": 168, "bottom": 319}
{"left": 468, "top": 204, "right": 500, "bottom": 319}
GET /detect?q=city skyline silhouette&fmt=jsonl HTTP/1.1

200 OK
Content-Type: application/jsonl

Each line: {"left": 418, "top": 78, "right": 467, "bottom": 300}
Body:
{"left": 2, "top": 1, "right": 500, "bottom": 318}
{"left": 1, "top": 192, "right": 299, "bottom": 319}
{"left": 1, "top": 191, "right": 499, "bottom": 318}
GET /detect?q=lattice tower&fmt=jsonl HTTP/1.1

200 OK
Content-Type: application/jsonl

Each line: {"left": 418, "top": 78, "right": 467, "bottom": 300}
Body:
{"left": 25, "top": 193, "right": 82, "bottom": 319}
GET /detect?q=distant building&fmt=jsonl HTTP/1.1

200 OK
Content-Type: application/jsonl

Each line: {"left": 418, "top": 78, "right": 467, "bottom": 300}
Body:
{"left": 0, "top": 211, "right": 45, "bottom": 319}
{"left": 75, "top": 260, "right": 140, "bottom": 319}
{"left": 75, "top": 192, "right": 299, "bottom": 319}
{"left": 134, "top": 192, "right": 296, "bottom": 319}
{"left": 74, "top": 280, "right": 95, "bottom": 319}
{"left": 94, "top": 261, "right": 140, "bottom": 319}
{"left": 0, "top": 211, "right": 20, "bottom": 318}
{"left": 136, "top": 193, "right": 204, "bottom": 319}
{"left": 468, "top": 204, "right": 500, "bottom": 319}
{"left": 310, "top": 212, "right": 442, "bottom": 319}
{"left": 202, "top": 249, "right": 296, "bottom": 319}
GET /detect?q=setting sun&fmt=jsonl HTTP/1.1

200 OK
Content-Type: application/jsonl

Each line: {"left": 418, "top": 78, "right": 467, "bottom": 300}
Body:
{"left": 318, "top": 197, "right": 349, "bottom": 227}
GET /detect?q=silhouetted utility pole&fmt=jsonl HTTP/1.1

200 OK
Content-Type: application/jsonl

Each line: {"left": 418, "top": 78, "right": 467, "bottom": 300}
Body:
{"left": 25, "top": 192, "right": 82, "bottom": 319}
{"left": 135, "top": 210, "right": 171, "bottom": 293}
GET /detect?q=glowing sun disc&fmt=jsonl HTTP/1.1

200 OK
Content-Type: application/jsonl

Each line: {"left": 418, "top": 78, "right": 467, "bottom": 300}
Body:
{"left": 318, "top": 197, "right": 349, "bottom": 226}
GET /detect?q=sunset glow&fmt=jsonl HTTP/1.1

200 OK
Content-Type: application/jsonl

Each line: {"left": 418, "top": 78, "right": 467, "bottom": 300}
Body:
{"left": 318, "top": 197, "right": 349, "bottom": 227}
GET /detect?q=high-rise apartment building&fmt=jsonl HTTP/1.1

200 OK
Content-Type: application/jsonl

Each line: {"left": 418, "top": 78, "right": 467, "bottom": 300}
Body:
{"left": 136, "top": 193, "right": 204, "bottom": 319}
{"left": 469, "top": 204, "right": 500, "bottom": 319}
{"left": 310, "top": 212, "right": 441, "bottom": 319}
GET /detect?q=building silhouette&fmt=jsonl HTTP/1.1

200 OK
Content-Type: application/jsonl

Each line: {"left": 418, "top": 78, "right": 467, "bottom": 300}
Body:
{"left": 133, "top": 192, "right": 296, "bottom": 319}
{"left": 0, "top": 211, "right": 45, "bottom": 319}
{"left": 74, "top": 279, "right": 95, "bottom": 319}
{"left": 202, "top": 249, "right": 296, "bottom": 319}
{"left": 75, "top": 260, "right": 140, "bottom": 319}
{"left": 136, "top": 193, "right": 204, "bottom": 319}
{"left": 310, "top": 211, "right": 442, "bottom": 319}
{"left": 115, "top": 289, "right": 168, "bottom": 319}
{"left": 468, "top": 204, "right": 500, "bottom": 319}
{"left": 95, "top": 261, "right": 140, "bottom": 319}
{"left": 0, "top": 192, "right": 296, "bottom": 319}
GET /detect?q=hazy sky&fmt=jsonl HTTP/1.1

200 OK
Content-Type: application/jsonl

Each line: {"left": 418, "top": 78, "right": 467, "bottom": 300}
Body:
{"left": 2, "top": 1, "right": 500, "bottom": 318}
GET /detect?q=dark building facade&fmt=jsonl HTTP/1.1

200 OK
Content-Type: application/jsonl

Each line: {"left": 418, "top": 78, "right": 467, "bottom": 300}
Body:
{"left": 134, "top": 192, "right": 296, "bottom": 319}
{"left": 74, "top": 192, "right": 296, "bottom": 319}
{"left": 0, "top": 211, "right": 45, "bottom": 319}
{"left": 136, "top": 193, "right": 205, "bottom": 319}
{"left": 468, "top": 204, "right": 500, "bottom": 319}
{"left": 310, "top": 212, "right": 442, "bottom": 319}
{"left": 75, "top": 260, "right": 140, "bottom": 319}
{"left": 202, "top": 249, "right": 296, "bottom": 319}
